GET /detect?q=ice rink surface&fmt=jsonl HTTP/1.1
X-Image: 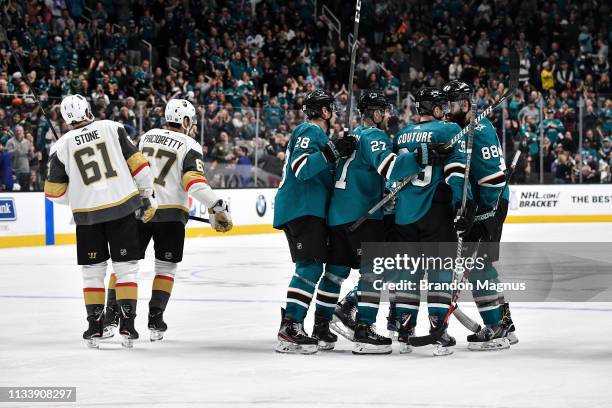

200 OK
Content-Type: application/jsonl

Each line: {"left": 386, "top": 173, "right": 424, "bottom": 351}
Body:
{"left": 1, "top": 223, "right": 611, "bottom": 408}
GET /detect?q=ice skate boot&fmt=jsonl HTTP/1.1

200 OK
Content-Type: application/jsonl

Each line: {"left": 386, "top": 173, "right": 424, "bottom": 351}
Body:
{"left": 352, "top": 322, "right": 392, "bottom": 355}
{"left": 119, "top": 304, "right": 139, "bottom": 348}
{"left": 276, "top": 308, "right": 318, "bottom": 354}
{"left": 330, "top": 298, "right": 357, "bottom": 341}
{"left": 467, "top": 324, "right": 510, "bottom": 351}
{"left": 430, "top": 316, "right": 455, "bottom": 357}
{"left": 312, "top": 311, "right": 337, "bottom": 351}
{"left": 501, "top": 303, "right": 518, "bottom": 345}
{"left": 101, "top": 305, "right": 119, "bottom": 339}
{"left": 397, "top": 314, "right": 415, "bottom": 354}
{"left": 83, "top": 307, "right": 104, "bottom": 349}
{"left": 148, "top": 308, "right": 168, "bottom": 342}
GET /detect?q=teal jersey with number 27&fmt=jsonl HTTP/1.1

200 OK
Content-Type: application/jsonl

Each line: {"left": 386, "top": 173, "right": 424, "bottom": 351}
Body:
{"left": 328, "top": 125, "right": 421, "bottom": 226}
{"left": 394, "top": 120, "right": 469, "bottom": 225}
{"left": 273, "top": 122, "right": 334, "bottom": 228}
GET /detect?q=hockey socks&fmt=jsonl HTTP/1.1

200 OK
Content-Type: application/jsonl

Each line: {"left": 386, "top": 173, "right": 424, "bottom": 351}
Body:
{"left": 285, "top": 261, "right": 324, "bottom": 321}
{"left": 149, "top": 259, "right": 177, "bottom": 312}
{"left": 469, "top": 264, "right": 502, "bottom": 326}
{"left": 427, "top": 269, "right": 452, "bottom": 323}
{"left": 314, "top": 264, "right": 350, "bottom": 321}
{"left": 356, "top": 273, "right": 380, "bottom": 325}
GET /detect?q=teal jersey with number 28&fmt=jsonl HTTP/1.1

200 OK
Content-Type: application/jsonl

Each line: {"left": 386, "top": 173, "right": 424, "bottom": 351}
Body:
{"left": 394, "top": 120, "right": 469, "bottom": 225}
{"left": 273, "top": 122, "right": 334, "bottom": 228}
{"left": 328, "top": 125, "right": 421, "bottom": 226}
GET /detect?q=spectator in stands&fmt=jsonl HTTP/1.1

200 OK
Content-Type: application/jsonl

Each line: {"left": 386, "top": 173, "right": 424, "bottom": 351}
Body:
{"left": 0, "top": 143, "right": 13, "bottom": 191}
{"left": 5, "top": 125, "right": 32, "bottom": 191}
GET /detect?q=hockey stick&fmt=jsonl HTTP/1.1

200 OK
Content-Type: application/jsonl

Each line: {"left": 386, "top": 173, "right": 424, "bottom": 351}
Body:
{"left": 451, "top": 150, "right": 521, "bottom": 332}
{"left": 410, "top": 150, "right": 522, "bottom": 346}
{"left": 189, "top": 215, "right": 210, "bottom": 224}
{"left": 348, "top": 49, "right": 519, "bottom": 233}
{"left": 1, "top": 28, "right": 60, "bottom": 142}
{"left": 346, "top": 0, "right": 361, "bottom": 132}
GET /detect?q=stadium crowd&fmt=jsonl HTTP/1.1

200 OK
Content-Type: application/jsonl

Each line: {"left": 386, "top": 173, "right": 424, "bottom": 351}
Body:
{"left": 0, "top": 0, "right": 610, "bottom": 191}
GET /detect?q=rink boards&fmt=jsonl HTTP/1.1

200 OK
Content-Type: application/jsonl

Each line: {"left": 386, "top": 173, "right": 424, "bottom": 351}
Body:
{"left": 0, "top": 185, "right": 611, "bottom": 248}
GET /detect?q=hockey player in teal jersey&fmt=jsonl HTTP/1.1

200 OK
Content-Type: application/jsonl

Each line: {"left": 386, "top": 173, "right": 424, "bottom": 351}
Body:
{"left": 444, "top": 80, "right": 518, "bottom": 351}
{"left": 324, "top": 91, "right": 452, "bottom": 354}
{"left": 392, "top": 87, "right": 476, "bottom": 356}
{"left": 274, "top": 89, "right": 358, "bottom": 354}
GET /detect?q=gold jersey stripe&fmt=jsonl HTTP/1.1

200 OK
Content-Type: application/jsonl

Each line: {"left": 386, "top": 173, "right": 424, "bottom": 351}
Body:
{"left": 72, "top": 191, "right": 139, "bottom": 213}
{"left": 44, "top": 181, "right": 68, "bottom": 197}
{"left": 127, "top": 152, "right": 149, "bottom": 174}
{"left": 158, "top": 204, "right": 190, "bottom": 212}
{"left": 182, "top": 171, "right": 207, "bottom": 191}
{"left": 152, "top": 277, "right": 174, "bottom": 293}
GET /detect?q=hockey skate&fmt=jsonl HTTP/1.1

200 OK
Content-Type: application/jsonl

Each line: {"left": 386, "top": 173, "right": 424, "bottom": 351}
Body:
{"left": 148, "top": 308, "right": 168, "bottom": 342}
{"left": 119, "top": 305, "right": 139, "bottom": 348}
{"left": 312, "top": 311, "right": 337, "bottom": 351}
{"left": 501, "top": 303, "right": 519, "bottom": 345}
{"left": 397, "top": 314, "right": 415, "bottom": 354}
{"left": 467, "top": 324, "right": 510, "bottom": 351}
{"left": 330, "top": 299, "right": 357, "bottom": 341}
{"left": 387, "top": 301, "right": 399, "bottom": 340}
{"left": 430, "top": 317, "right": 455, "bottom": 357}
{"left": 83, "top": 307, "right": 104, "bottom": 349}
{"left": 101, "top": 305, "right": 119, "bottom": 339}
{"left": 352, "top": 322, "right": 392, "bottom": 355}
{"left": 276, "top": 308, "right": 318, "bottom": 354}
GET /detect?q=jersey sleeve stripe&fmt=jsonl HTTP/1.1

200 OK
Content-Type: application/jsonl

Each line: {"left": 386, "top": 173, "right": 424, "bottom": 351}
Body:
{"left": 291, "top": 153, "right": 309, "bottom": 174}
{"left": 127, "top": 152, "right": 150, "bottom": 176}
{"left": 44, "top": 181, "right": 68, "bottom": 198}
{"left": 183, "top": 170, "right": 208, "bottom": 191}
{"left": 377, "top": 153, "right": 396, "bottom": 179}
{"left": 479, "top": 171, "right": 506, "bottom": 187}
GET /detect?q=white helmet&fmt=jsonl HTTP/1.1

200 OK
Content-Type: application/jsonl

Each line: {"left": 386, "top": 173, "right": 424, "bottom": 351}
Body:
{"left": 60, "top": 94, "right": 93, "bottom": 124}
{"left": 165, "top": 99, "right": 197, "bottom": 131}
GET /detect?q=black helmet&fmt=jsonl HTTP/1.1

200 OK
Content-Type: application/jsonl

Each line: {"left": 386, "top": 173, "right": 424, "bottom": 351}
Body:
{"left": 443, "top": 80, "right": 473, "bottom": 102}
{"left": 358, "top": 90, "right": 391, "bottom": 115}
{"left": 414, "top": 87, "right": 448, "bottom": 116}
{"left": 303, "top": 89, "right": 335, "bottom": 119}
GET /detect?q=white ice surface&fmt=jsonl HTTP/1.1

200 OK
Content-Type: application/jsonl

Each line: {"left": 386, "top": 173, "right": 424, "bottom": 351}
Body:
{"left": 0, "top": 223, "right": 611, "bottom": 408}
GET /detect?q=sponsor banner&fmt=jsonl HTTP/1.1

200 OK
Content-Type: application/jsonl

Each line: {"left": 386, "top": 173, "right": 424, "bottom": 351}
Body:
{"left": 0, "top": 193, "right": 45, "bottom": 237}
{"left": 508, "top": 184, "right": 612, "bottom": 216}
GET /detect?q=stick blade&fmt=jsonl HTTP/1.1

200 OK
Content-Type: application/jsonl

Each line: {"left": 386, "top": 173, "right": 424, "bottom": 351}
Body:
{"left": 408, "top": 326, "right": 445, "bottom": 347}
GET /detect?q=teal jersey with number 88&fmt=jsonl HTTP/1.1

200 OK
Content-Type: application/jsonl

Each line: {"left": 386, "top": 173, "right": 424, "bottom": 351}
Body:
{"left": 273, "top": 122, "right": 334, "bottom": 228}
{"left": 328, "top": 125, "right": 420, "bottom": 226}
{"left": 469, "top": 118, "right": 509, "bottom": 210}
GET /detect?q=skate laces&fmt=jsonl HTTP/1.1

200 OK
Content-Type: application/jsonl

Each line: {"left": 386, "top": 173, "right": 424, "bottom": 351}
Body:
{"left": 291, "top": 321, "right": 308, "bottom": 337}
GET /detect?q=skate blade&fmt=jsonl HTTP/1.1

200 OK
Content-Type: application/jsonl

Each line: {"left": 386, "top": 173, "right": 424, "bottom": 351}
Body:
{"left": 85, "top": 338, "right": 100, "bottom": 349}
{"left": 399, "top": 342, "right": 413, "bottom": 354}
{"left": 506, "top": 332, "right": 519, "bottom": 345}
{"left": 330, "top": 316, "right": 355, "bottom": 341}
{"left": 150, "top": 329, "right": 165, "bottom": 342}
{"left": 101, "top": 325, "right": 116, "bottom": 340}
{"left": 468, "top": 338, "right": 511, "bottom": 351}
{"left": 433, "top": 345, "right": 454, "bottom": 357}
{"left": 352, "top": 342, "right": 392, "bottom": 355}
{"left": 317, "top": 340, "right": 335, "bottom": 351}
{"left": 121, "top": 335, "right": 135, "bottom": 348}
{"left": 275, "top": 340, "right": 318, "bottom": 354}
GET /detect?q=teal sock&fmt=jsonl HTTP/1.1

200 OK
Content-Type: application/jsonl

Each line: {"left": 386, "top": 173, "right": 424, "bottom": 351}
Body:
{"left": 315, "top": 264, "right": 351, "bottom": 321}
{"left": 469, "top": 263, "right": 502, "bottom": 326}
{"left": 427, "top": 269, "right": 453, "bottom": 326}
{"left": 285, "top": 261, "right": 324, "bottom": 321}
{"left": 356, "top": 274, "right": 380, "bottom": 325}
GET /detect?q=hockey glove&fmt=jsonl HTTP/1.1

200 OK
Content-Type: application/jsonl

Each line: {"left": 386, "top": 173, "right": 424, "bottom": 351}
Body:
{"left": 382, "top": 188, "right": 397, "bottom": 212}
{"left": 415, "top": 143, "right": 452, "bottom": 167}
{"left": 135, "top": 188, "right": 158, "bottom": 223}
{"left": 453, "top": 199, "right": 477, "bottom": 238}
{"left": 468, "top": 212, "right": 498, "bottom": 242}
{"left": 322, "top": 135, "right": 357, "bottom": 163}
{"left": 208, "top": 199, "right": 233, "bottom": 233}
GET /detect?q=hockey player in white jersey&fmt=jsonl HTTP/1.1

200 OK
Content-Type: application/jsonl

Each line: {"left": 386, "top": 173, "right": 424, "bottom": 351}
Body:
{"left": 102, "top": 99, "right": 233, "bottom": 341}
{"left": 44, "top": 94, "right": 157, "bottom": 348}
